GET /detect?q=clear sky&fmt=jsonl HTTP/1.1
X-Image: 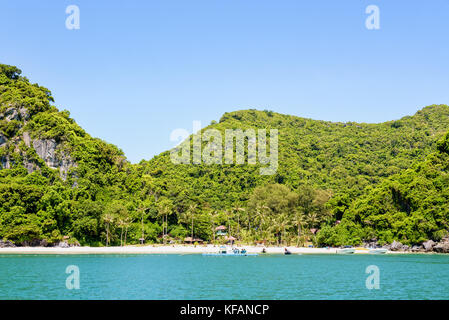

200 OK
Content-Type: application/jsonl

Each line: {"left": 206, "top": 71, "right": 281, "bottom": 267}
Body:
{"left": 1, "top": 0, "right": 448, "bottom": 163}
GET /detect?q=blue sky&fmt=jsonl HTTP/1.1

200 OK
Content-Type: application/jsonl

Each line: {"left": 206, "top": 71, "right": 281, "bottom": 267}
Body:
{"left": 1, "top": 0, "right": 448, "bottom": 163}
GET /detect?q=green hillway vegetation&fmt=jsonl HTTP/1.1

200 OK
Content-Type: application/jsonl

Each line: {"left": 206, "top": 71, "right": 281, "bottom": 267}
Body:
{"left": 0, "top": 63, "right": 449, "bottom": 247}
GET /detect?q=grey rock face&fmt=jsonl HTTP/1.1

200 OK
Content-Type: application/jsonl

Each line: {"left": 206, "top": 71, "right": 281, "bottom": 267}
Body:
{"left": 32, "top": 138, "right": 76, "bottom": 179}
{"left": 363, "top": 240, "right": 379, "bottom": 248}
{"left": 434, "top": 237, "right": 449, "bottom": 253}
{"left": 0, "top": 156, "right": 11, "bottom": 169}
{"left": 390, "top": 240, "right": 404, "bottom": 251}
{"left": 57, "top": 241, "right": 70, "bottom": 248}
{"left": 0, "top": 107, "right": 76, "bottom": 179}
{"left": 423, "top": 240, "right": 436, "bottom": 252}
{"left": 33, "top": 138, "right": 59, "bottom": 168}
{"left": 0, "top": 133, "right": 6, "bottom": 147}
{"left": 22, "top": 131, "right": 31, "bottom": 147}
{"left": 22, "top": 159, "right": 36, "bottom": 174}
{"left": 0, "top": 134, "right": 77, "bottom": 179}
{"left": 20, "top": 239, "right": 46, "bottom": 247}
{"left": 0, "top": 240, "right": 16, "bottom": 248}
{"left": 19, "top": 107, "right": 30, "bottom": 121}
{"left": 3, "top": 106, "right": 29, "bottom": 122}
{"left": 5, "top": 107, "right": 20, "bottom": 121}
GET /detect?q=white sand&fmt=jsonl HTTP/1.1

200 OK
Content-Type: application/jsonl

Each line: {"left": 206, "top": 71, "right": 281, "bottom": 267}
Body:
{"left": 0, "top": 245, "right": 395, "bottom": 255}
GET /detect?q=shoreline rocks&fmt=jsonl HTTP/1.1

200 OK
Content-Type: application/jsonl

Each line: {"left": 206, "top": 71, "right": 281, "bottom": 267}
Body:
{"left": 0, "top": 240, "right": 16, "bottom": 248}
{"left": 380, "top": 237, "right": 449, "bottom": 253}
{"left": 433, "top": 236, "right": 449, "bottom": 253}
{"left": 423, "top": 240, "right": 436, "bottom": 252}
{"left": 390, "top": 240, "right": 404, "bottom": 251}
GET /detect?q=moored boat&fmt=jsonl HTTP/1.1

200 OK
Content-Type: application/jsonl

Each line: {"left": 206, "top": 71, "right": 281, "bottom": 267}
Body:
{"left": 202, "top": 246, "right": 258, "bottom": 256}
{"left": 369, "top": 248, "right": 388, "bottom": 254}
{"left": 337, "top": 248, "right": 355, "bottom": 254}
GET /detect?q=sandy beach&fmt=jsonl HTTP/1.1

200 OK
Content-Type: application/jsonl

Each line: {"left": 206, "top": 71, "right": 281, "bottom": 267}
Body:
{"left": 0, "top": 245, "right": 399, "bottom": 255}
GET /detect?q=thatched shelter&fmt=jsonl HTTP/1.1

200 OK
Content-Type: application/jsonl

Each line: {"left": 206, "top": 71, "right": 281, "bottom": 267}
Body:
{"left": 184, "top": 237, "right": 204, "bottom": 244}
{"left": 225, "top": 236, "right": 236, "bottom": 244}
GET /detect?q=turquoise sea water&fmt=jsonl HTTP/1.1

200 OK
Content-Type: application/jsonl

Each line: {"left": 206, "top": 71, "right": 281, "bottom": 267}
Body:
{"left": 0, "top": 254, "right": 448, "bottom": 300}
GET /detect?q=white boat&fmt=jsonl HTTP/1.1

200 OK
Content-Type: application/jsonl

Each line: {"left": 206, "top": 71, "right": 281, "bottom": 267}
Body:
{"left": 202, "top": 246, "right": 258, "bottom": 256}
{"left": 369, "top": 248, "right": 388, "bottom": 254}
{"left": 337, "top": 248, "right": 355, "bottom": 254}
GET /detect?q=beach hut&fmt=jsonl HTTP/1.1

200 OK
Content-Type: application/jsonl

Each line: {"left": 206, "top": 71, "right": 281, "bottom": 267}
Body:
{"left": 225, "top": 236, "right": 236, "bottom": 245}
{"left": 215, "top": 225, "right": 227, "bottom": 237}
{"left": 139, "top": 237, "right": 145, "bottom": 245}
{"left": 184, "top": 237, "right": 204, "bottom": 244}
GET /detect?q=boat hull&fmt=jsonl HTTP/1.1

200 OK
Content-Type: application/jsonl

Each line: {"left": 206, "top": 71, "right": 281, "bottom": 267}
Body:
{"left": 337, "top": 248, "right": 355, "bottom": 254}
{"left": 369, "top": 249, "right": 388, "bottom": 254}
{"left": 202, "top": 253, "right": 259, "bottom": 256}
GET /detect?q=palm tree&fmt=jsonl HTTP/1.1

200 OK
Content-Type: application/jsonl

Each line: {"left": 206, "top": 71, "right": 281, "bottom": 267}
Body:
{"left": 279, "top": 213, "right": 292, "bottom": 246}
{"left": 254, "top": 205, "right": 269, "bottom": 240}
{"left": 157, "top": 198, "right": 174, "bottom": 244}
{"left": 307, "top": 212, "right": 319, "bottom": 229}
{"left": 224, "top": 209, "right": 232, "bottom": 237}
{"left": 233, "top": 207, "right": 245, "bottom": 240}
{"left": 271, "top": 213, "right": 291, "bottom": 246}
{"left": 306, "top": 211, "right": 319, "bottom": 245}
{"left": 187, "top": 203, "right": 197, "bottom": 240}
{"left": 137, "top": 206, "right": 151, "bottom": 244}
{"left": 123, "top": 216, "right": 132, "bottom": 246}
{"left": 102, "top": 213, "right": 114, "bottom": 246}
{"left": 118, "top": 218, "right": 125, "bottom": 246}
{"left": 292, "top": 210, "right": 306, "bottom": 247}
{"left": 210, "top": 210, "right": 221, "bottom": 242}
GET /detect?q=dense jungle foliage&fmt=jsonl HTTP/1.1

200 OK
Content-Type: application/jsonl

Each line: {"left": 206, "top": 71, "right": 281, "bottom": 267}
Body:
{"left": 1, "top": 63, "right": 448, "bottom": 247}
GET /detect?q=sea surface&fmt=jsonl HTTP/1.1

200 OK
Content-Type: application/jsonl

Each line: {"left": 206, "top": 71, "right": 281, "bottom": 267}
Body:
{"left": 0, "top": 253, "right": 448, "bottom": 299}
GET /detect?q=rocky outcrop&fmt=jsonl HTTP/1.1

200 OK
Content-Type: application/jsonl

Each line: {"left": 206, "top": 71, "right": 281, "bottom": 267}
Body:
{"left": 0, "top": 133, "right": 7, "bottom": 147}
{"left": 55, "top": 241, "right": 80, "bottom": 248}
{"left": 32, "top": 138, "right": 76, "bottom": 179}
{"left": 433, "top": 237, "right": 449, "bottom": 253}
{"left": 19, "top": 107, "right": 30, "bottom": 121}
{"left": 4, "top": 107, "right": 19, "bottom": 121}
{"left": 22, "top": 131, "right": 31, "bottom": 147}
{"left": 0, "top": 155, "right": 11, "bottom": 169}
{"left": 56, "top": 241, "right": 70, "bottom": 248}
{"left": 382, "top": 237, "right": 449, "bottom": 253}
{"left": 363, "top": 240, "right": 379, "bottom": 248}
{"left": 0, "top": 240, "right": 16, "bottom": 247}
{"left": 411, "top": 245, "right": 424, "bottom": 252}
{"left": 423, "top": 240, "right": 436, "bottom": 252}
{"left": 2, "top": 106, "right": 29, "bottom": 122}
{"left": 379, "top": 237, "right": 449, "bottom": 253}
{"left": 32, "top": 138, "right": 59, "bottom": 168}
{"left": 22, "top": 158, "right": 36, "bottom": 174}
{"left": 390, "top": 240, "right": 404, "bottom": 251}
{"left": 19, "top": 239, "right": 49, "bottom": 247}
{"left": 1, "top": 135, "right": 77, "bottom": 178}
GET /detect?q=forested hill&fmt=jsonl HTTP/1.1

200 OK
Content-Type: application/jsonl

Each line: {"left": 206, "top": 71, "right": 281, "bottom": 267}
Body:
{"left": 321, "top": 130, "right": 449, "bottom": 246}
{"left": 1, "top": 63, "right": 449, "bottom": 247}
{"left": 141, "top": 105, "right": 449, "bottom": 210}
{"left": 0, "top": 64, "right": 139, "bottom": 245}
